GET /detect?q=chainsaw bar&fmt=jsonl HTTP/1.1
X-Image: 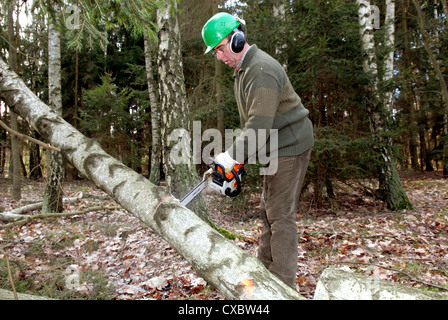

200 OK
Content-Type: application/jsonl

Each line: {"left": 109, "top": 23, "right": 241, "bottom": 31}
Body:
{"left": 180, "top": 175, "right": 210, "bottom": 206}
{"left": 179, "top": 160, "right": 244, "bottom": 207}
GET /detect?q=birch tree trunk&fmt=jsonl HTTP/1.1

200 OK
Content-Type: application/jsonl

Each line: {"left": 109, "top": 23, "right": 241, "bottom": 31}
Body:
{"left": 383, "top": 0, "right": 395, "bottom": 112}
{"left": 357, "top": 0, "right": 413, "bottom": 210}
{"left": 357, "top": 0, "right": 378, "bottom": 87}
{"left": 157, "top": 1, "right": 209, "bottom": 222}
{"left": 0, "top": 57, "right": 304, "bottom": 300}
{"left": 144, "top": 34, "right": 161, "bottom": 185}
{"left": 43, "top": 10, "right": 65, "bottom": 213}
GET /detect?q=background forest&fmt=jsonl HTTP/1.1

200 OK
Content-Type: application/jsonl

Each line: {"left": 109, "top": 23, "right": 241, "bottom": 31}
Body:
{"left": 0, "top": 0, "right": 448, "bottom": 210}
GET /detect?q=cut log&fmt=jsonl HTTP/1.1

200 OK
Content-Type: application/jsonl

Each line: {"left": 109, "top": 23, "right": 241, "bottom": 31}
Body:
{"left": 314, "top": 267, "right": 448, "bottom": 300}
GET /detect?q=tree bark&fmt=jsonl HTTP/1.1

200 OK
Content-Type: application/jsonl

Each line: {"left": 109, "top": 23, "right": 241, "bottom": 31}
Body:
{"left": 383, "top": 0, "right": 395, "bottom": 112}
{"left": 314, "top": 267, "right": 448, "bottom": 300}
{"left": 144, "top": 34, "right": 161, "bottom": 185}
{"left": 0, "top": 203, "right": 43, "bottom": 221}
{"left": 43, "top": 9, "right": 65, "bottom": 213}
{"left": 7, "top": 1, "right": 21, "bottom": 200}
{"left": 156, "top": 2, "right": 210, "bottom": 222}
{"left": 357, "top": 0, "right": 413, "bottom": 210}
{"left": 0, "top": 57, "right": 304, "bottom": 300}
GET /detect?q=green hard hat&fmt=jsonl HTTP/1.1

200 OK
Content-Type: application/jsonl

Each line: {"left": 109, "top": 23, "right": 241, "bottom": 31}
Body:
{"left": 202, "top": 12, "right": 240, "bottom": 54}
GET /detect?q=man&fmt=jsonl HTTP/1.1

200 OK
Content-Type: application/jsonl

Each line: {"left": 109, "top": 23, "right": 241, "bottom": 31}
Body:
{"left": 202, "top": 12, "right": 314, "bottom": 289}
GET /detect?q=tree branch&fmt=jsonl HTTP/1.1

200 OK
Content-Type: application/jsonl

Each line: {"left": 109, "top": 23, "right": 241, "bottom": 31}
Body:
{"left": 0, "top": 119, "right": 60, "bottom": 151}
{"left": 0, "top": 193, "right": 84, "bottom": 222}
{"left": 0, "top": 205, "right": 119, "bottom": 229}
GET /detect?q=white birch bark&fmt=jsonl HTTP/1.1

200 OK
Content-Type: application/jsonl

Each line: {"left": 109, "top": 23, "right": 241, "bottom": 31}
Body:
{"left": 43, "top": 10, "right": 65, "bottom": 213}
{"left": 357, "top": 0, "right": 412, "bottom": 210}
{"left": 156, "top": 1, "right": 209, "bottom": 221}
{"left": 357, "top": 0, "right": 378, "bottom": 86}
{"left": 383, "top": 0, "right": 395, "bottom": 112}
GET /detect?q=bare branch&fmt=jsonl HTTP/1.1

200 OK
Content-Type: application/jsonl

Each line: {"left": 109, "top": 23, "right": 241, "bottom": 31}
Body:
{"left": 0, "top": 205, "right": 119, "bottom": 229}
{"left": 0, "top": 119, "right": 60, "bottom": 151}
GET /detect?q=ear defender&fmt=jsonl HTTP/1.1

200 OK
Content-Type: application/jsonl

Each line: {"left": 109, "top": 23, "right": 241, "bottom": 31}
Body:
{"left": 230, "top": 31, "right": 246, "bottom": 54}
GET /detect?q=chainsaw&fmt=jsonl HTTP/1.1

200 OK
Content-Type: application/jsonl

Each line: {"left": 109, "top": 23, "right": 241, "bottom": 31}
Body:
{"left": 180, "top": 159, "right": 245, "bottom": 206}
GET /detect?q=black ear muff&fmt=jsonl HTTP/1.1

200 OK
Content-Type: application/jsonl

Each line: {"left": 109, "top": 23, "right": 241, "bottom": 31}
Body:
{"left": 230, "top": 32, "right": 246, "bottom": 54}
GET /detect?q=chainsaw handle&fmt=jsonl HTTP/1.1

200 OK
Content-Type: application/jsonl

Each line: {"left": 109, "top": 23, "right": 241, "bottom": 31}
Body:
{"left": 225, "top": 167, "right": 242, "bottom": 197}
{"left": 209, "top": 158, "right": 244, "bottom": 197}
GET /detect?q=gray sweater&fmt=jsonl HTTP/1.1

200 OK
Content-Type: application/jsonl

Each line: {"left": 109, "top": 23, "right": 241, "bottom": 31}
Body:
{"left": 228, "top": 45, "right": 314, "bottom": 163}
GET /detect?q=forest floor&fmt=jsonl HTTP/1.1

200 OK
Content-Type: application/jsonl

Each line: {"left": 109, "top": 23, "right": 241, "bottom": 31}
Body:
{"left": 0, "top": 171, "right": 447, "bottom": 300}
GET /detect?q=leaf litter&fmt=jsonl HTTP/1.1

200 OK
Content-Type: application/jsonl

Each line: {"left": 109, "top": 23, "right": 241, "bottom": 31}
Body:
{"left": 0, "top": 171, "right": 447, "bottom": 300}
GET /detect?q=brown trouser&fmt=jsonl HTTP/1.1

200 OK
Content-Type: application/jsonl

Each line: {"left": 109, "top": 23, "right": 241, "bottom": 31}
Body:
{"left": 257, "top": 149, "right": 311, "bottom": 288}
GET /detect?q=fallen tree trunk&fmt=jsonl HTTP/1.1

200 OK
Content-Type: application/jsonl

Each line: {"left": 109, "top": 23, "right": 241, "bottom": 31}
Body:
{"left": 0, "top": 205, "right": 118, "bottom": 229}
{"left": 0, "top": 193, "right": 83, "bottom": 222}
{"left": 0, "top": 58, "right": 304, "bottom": 300}
{"left": 0, "top": 202, "right": 43, "bottom": 221}
{"left": 314, "top": 267, "right": 448, "bottom": 300}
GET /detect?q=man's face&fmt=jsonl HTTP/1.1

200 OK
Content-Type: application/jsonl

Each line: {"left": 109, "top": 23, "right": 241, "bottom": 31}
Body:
{"left": 214, "top": 37, "right": 239, "bottom": 68}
